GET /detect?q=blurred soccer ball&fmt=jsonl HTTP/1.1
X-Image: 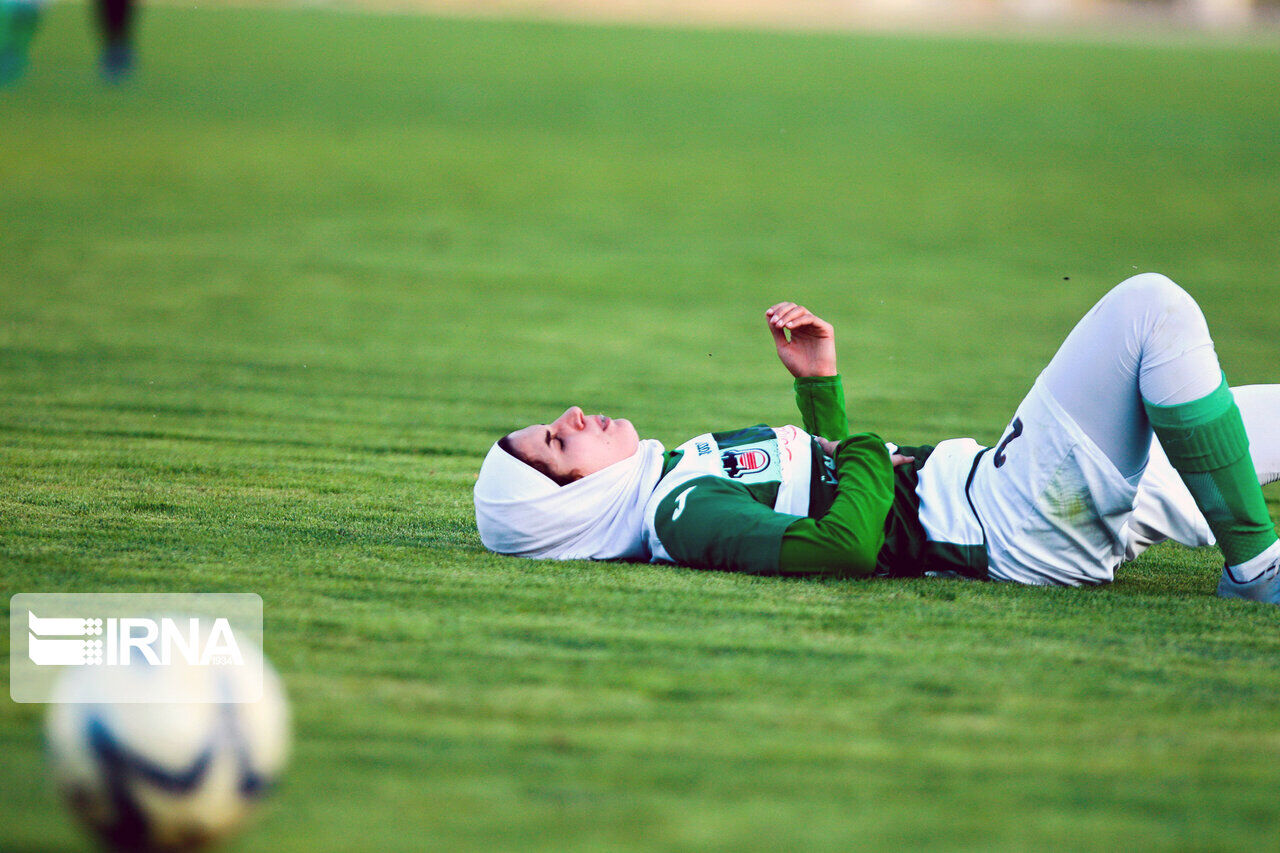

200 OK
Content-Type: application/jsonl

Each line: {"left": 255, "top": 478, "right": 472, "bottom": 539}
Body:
{"left": 44, "top": 648, "right": 290, "bottom": 852}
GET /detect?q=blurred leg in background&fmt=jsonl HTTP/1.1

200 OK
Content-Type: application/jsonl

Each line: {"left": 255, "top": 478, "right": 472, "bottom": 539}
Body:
{"left": 96, "top": 0, "right": 136, "bottom": 83}
{"left": 0, "top": 0, "right": 41, "bottom": 84}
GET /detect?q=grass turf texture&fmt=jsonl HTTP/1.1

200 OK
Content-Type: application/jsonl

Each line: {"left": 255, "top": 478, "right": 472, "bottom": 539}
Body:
{"left": 3, "top": 6, "right": 1280, "bottom": 850}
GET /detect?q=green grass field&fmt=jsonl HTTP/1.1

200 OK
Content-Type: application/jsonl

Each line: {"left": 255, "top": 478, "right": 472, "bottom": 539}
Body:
{"left": 3, "top": 5, "right": 1280, "bottom": 850}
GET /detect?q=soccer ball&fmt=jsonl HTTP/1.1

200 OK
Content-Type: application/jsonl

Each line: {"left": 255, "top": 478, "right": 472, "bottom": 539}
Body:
{"left": 44, "top": 646, "right": 290, "bottom": 852}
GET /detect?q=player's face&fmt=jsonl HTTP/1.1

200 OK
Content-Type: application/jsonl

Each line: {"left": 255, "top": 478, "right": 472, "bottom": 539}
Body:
{"left": 505, "top": 407, "right": 639, "bottom": 485}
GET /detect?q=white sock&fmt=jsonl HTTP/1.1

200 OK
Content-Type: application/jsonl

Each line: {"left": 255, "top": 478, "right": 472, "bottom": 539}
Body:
{"left": 1228, "top": 540, "right": 1280, "bottom": 583}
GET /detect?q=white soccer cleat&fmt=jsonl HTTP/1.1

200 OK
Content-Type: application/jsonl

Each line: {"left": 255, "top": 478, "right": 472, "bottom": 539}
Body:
{"left": 1217, "top": 559, "right": 1280, "bottom": 605}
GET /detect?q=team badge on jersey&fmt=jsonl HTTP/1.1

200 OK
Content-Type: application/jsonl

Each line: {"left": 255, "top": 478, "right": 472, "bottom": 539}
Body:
{"left": 721, "top": 448, "right": 771, "bottom": 479}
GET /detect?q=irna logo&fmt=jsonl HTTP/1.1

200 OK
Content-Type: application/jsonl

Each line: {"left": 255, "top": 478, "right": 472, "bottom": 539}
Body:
{"left": 27, "top": 612, "right": 244, "bottom": 667}
{"left": 11, "top": 593, "right": 263, "bottom": 703}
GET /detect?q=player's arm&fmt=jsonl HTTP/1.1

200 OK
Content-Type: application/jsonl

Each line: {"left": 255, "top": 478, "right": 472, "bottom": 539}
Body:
{"left": 765, "top": 302, "right": 848, "bottom": 440}
{"left": 777, "top": 434, "right": 895, "bottom": 577}
{"left": 652, "top": 477, "right": 800, "bottom": 574}
{"left": 794, "top": 375, "right": 848, "bottom": 441}
{"left": 652, "top": 434, "right": 895, "bottom": 578}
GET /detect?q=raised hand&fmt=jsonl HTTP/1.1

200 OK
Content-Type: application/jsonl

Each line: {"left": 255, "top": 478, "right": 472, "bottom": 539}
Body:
{"left": 765, "top": 302, "right": 838, "bottom": 378}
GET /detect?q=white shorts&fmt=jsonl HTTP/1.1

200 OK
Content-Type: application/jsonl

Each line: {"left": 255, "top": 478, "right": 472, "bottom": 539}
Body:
{"left": 967, "top": 379, "right": 1208, "bottom": 586}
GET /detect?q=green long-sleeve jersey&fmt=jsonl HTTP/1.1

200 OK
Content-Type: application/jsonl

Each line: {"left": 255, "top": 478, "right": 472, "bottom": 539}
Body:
{"left": 642, "top": 375, "right": 989, "bottom": 578}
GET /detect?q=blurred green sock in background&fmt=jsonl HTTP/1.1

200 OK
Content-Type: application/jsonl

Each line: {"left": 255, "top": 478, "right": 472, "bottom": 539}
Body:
{"left": 1, "top": 0, "right": 42, "bottom": 84}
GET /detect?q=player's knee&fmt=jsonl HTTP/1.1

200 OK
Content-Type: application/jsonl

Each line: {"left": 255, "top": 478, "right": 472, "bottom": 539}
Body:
{"left": 1110, "top": 272, "right": 1201, "bottom": 325}
{"left": 1113, "top": 272, "right": 1185, "bottom": 303}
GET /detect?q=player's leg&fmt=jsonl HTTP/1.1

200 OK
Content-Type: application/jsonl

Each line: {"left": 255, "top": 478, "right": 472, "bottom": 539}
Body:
{"left": 95, "top": 0, "right": 135, "bottom": 82}
{"left": 1039, "top": 274, "right": 1279, "bottom": 599}
{"left": 1040, "top": 273, "right": 1219, "bottom": 480}
{"left": 1125, "top": 384, "right": 1280, "bottom": 559}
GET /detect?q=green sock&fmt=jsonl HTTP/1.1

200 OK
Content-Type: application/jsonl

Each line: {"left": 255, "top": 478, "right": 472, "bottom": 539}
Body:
{"left": 1, "top": 1, "right": 41, "bottom": 81}
{"left": 1145, "top": 377, "right": 1278, "bottom": 567}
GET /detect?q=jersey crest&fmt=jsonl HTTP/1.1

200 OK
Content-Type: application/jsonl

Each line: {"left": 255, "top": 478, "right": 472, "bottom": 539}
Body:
{"left": 721, "top": 448, "right": 771, "bottom": 478}
{"left": 710, "top": 426, "right": 783, "bottom": 485}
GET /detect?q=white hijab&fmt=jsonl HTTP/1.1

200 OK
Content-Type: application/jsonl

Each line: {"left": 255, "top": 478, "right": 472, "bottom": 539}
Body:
{"left": 474, "top": 439, "right": 666, "bottom": 561}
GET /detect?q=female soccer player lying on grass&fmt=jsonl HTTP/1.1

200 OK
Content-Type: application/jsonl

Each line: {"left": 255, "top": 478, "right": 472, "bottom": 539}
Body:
{"left": 474, "top": 274, "right": 1280, "bottom": 602}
